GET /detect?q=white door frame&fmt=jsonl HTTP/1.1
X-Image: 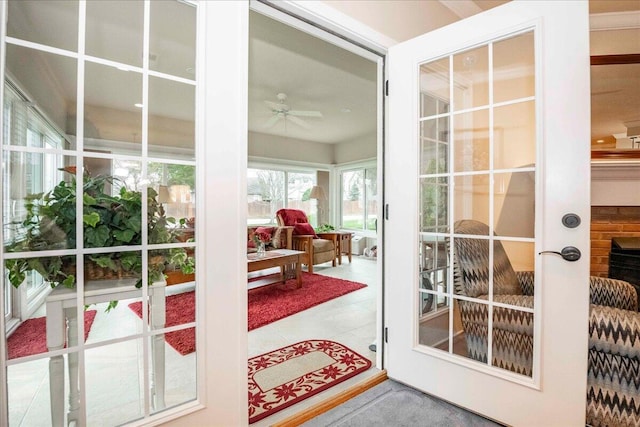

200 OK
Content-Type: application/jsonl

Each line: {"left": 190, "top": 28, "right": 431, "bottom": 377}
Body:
{"left": 248, "top": 0, "right": 387, "bottom": 371}
{"left": 163, "top": 1, "right": 391, "bottom": 426}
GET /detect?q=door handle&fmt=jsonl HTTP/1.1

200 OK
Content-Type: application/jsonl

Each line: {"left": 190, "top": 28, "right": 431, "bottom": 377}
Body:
{"left": 539, "top": 246, "right": 581, "bottom": 262}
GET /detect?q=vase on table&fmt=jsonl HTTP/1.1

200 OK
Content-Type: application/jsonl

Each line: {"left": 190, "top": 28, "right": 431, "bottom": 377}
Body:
{"left": 257, "top": 242, "right": 266, "bottom": 257}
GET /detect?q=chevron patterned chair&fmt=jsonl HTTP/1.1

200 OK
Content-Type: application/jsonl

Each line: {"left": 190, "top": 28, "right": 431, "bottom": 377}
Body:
{"left": 452, "top": 219, "right": 640, "bottom": 427}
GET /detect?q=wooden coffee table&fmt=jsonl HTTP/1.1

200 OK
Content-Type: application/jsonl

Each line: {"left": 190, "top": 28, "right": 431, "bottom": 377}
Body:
{"left": 247, "top": 249, "right": 305, "bottom": 288}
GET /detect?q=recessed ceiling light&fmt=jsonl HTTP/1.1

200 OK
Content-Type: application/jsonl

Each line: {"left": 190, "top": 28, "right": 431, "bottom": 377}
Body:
{"left": 596, "top": 139, "right": 604, "bottom": 144}
{"left": 340, "top": 108, "right": 351, "bottom": 113}
{"left": 134, "top": 103, "right": 144, "bottom": 108}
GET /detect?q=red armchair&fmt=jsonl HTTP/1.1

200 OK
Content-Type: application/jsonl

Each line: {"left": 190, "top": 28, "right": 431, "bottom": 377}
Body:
{"left": 275, "top": 209, "right": 337, "bottom": 273}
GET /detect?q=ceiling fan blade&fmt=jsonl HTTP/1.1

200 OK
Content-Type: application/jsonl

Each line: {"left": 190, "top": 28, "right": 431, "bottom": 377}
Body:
{"left": 288, "top": 110, "right": 323, "bottom": 118}
{"left": 287, "top": 115, "right": 311, "bottom": 129}
{"left": 264, "top": 114, "right": 282, "bottom": 128}
{"left": 264, "top": 100, "right": 289, "bottom": 112}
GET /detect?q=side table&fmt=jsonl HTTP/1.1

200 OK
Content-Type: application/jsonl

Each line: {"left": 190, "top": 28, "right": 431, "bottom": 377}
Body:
{"left": 336, "top": 232, "right": 353, "bottom": 265}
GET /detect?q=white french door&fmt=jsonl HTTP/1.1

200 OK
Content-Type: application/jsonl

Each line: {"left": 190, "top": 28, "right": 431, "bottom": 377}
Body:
{"left": 385, "top": 2, "right": 591, "bottom": 425}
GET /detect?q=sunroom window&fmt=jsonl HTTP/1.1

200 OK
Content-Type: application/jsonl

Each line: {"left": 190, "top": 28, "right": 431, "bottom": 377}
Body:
{"left": 248, "top": 167, "right": 317, "bottom": 226}
{"left": 340, "top": 166, "right": 377, "bottom": 231}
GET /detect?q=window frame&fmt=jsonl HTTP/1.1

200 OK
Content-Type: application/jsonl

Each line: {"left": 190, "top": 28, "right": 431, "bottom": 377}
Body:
{"left": 3, "top": 82, "right": 66, "bottom": 322}
{"left": 247, "top": 161, "right": 322, "bottom": 226}
{"left": 337, "top": 160, "right": 377, "bottom": 233}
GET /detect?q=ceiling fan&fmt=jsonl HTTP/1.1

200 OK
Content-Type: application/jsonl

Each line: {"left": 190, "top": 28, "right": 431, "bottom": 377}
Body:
{"left": 263, "top": 93, "right": 323, "bottom": 129}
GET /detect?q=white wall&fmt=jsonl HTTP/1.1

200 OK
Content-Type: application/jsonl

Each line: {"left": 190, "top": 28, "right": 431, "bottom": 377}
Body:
{"left": 334, "top": 131, "right": 376, "bottom": 164}
{"left": 249, "top": 130, "right": 377, "bottom": 166}
{"left": 590, "top": 27, "right": 640, "bottom": 55}
{"left": 592, "top": 163, "right": 640, "bottom": 206}
{"left": 248, "top": 131, "right": 333, "bottom": 164}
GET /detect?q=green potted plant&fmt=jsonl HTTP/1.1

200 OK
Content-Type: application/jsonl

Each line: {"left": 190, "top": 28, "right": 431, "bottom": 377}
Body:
{"left": 4, "top": 167, "right": 195, "bottom": 300}
{"left": 315, "top": 223, "right": 335, "bottom": 233}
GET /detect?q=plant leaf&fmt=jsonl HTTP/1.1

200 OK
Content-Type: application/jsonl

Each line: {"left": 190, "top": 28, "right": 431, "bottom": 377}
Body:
{"left": 120, "top": 252, "right": 141, "bottom": 271}
{"left": 125, "top": 216, "right": 142, "bottom": 233}
{"left": 8, "top": 269, "right": 25, "bottom": 289}
{"left": 113, "top": 229, "right": 135, "bottom": 243}
{"left": 85, "top": 225, "right": 110, "bottom": 247}
{"left": 105, "top": 300, "right": 119, "bottom": 312}
{"left": 83, "top": 212, "right": 101, "bottom": 228}
{"left": 91, "top": 256, "right": 117, "bottom": 271}
{"left": 83, "top": 193, "right": 97, "bottom": 206}
{"left": 62, "top": 275, "right": 75, "bottom": 288}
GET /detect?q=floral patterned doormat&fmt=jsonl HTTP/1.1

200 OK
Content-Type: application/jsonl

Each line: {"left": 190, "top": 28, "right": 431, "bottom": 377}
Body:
{"left": 248, "top": 340, "right": 371, "bottom": 424}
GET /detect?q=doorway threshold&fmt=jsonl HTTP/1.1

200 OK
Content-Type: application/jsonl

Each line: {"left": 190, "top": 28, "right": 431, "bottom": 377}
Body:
{"left": 253, "top": 369, "right": 386, "bottom": 427}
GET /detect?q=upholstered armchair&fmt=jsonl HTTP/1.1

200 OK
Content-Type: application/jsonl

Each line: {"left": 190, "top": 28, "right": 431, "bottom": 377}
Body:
{"left": 452, "top": 219, "right": 640, "bottom": 427}
{"left": 276, "top": 209, "right": 336, "bottom": 274}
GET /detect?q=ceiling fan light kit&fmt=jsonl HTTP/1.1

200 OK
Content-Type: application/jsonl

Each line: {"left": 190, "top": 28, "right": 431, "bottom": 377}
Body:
{"left": 263, "top": 92, "right": 323, "bottom": 129}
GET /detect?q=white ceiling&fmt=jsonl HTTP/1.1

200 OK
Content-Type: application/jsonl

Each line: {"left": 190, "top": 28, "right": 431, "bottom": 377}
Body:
{"left": 248, "top": 11, "right": 378, "bottom": 144}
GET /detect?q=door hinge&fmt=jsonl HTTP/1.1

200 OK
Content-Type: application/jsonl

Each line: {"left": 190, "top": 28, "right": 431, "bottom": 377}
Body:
{"left": 385, "top": 204, "right": 389, "bottom": 220}
{"left": 385, "top": 80, "right": 389, "bottom": 96}
{"left": 384, "top": 327, "right": 389, "bottom": 343}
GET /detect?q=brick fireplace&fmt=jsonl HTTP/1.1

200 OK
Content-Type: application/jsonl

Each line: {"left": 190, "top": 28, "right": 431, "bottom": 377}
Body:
{"left": 590, "top": 206, "right": 640, "bottom": 278}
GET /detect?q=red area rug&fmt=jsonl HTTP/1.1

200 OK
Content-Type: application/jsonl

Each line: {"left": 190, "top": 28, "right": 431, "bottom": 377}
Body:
{"left": 248, "top": 272, "right": 367, "bottom": 330}
{"left": 7, "top": 310, "right": 97, "bottom": 359}
{"left": 128, "top": 292, "right": 195, "bottom": 356}
{"left": 128, "top": 272, "right": 367, "bottom": 355}
{"left": 248, "top": 340, "right": 371, "bottom": 423}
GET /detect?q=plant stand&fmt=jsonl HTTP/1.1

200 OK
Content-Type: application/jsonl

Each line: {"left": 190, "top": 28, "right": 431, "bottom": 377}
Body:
{"left": 46, "top": 279, "right": 167, "bottom": 426}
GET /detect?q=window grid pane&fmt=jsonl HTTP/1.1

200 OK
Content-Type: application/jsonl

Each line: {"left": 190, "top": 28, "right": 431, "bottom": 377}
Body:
{"left": 2, "top": 1, "right": 199, "bottom": 424}
{"left": 417, "top": 32, "right": 536, "bottom": 380}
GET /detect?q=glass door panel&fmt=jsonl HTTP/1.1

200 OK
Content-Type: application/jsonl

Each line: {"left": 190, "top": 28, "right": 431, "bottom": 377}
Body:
{"left": 148, "top": 76, "right": 195, "bottom": 160}
{"left": 452, "top": 45, "right": 489, "bottom": 111}
{"left": 7, "top": 0, "right": 78, "bottom": 51}
{"left": 420, "top": 117, "right": 449, "bottom": 175}
{"left": 493, "top": 101, "right": 536, "bottom": 170}
{"left": 83, "top": 62, "right": 143, "bottom": 155}
{"left": 494, "top": 172, "right": 535, "bottom": 239}
{"left": 85, "top": 341, "right": 145, "bottom": 424}
{"left": 85, "top": 0, "right": 144, "bottom": 67}
{"left": 453, "top": 109, "right": 489, "bottom": 172}
{"left": 2, "top": 1, "right": 199, "bottom": 425}
{"left": 493, "top": 32, "right": 535, "bottom": 103}
{"left": 417, "top": 30, "right": 536, "bottom": 378}
{"left": 149, "top": 1, "right": 197, "bottom": 80}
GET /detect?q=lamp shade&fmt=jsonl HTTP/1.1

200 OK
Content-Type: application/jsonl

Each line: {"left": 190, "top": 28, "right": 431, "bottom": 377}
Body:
{"left": 309, "top": 185, "right": 327, "bottom": 201}
{"left": 170, "top": 185, "right": 192, "bottom": 203}
{"left": 157, "top": 185, "right": 172, "bottom": 204}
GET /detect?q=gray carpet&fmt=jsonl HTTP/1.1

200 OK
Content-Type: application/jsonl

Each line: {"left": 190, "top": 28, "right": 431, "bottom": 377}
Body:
{"left": 303, "top": 380, "right": 502, "bottom": 427}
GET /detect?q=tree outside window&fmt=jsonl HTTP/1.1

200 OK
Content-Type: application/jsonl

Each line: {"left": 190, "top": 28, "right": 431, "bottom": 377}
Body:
{"left": 247, "top": 168, "right": 316, "bottom": 225}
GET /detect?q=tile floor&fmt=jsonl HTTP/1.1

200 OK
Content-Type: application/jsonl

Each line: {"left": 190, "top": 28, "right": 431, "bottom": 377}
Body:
{"left": 8, "top": 280, "right": 198, "bottom": 427}
{"left": 7, "top": 255, "right": 378, "bottom": 426}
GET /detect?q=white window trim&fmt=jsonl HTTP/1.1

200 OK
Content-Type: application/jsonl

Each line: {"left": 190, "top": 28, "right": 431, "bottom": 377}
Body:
{"left": 335, "top": 159, "right": 378, "bottom": 235}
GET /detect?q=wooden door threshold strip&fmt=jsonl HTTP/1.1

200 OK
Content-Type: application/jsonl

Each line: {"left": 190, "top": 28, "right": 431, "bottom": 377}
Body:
{"left": 271, "top": 369, "right": 388, "bottom": 427}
